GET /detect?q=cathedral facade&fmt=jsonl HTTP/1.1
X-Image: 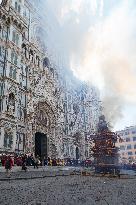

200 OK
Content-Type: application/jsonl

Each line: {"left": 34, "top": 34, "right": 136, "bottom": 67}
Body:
{"left": 0, "top": 0, "right": 101, "bottom": 160}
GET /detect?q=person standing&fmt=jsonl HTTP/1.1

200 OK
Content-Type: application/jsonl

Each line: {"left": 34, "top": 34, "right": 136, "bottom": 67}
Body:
{"left": 33, "top": 156, "right": 40, "bottom": 169}
{"left": 47, "top": 157, "right": 50, "bottom": 166}
{"left": 22, "top": 160, "right": 27, "bottom": 172}
{"left": 5, "top": 156, "right": 12, "bottom": 177}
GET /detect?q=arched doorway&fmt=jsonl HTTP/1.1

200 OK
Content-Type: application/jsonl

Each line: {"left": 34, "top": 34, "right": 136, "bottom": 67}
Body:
{"left": 34, "top": 102, "right": 56, "bottom": 159}
{"left": 35, "top": 132, "right": 47, "bottom": 160}
{"left": 76, "top": 147, "right": 79, "bottom": 160}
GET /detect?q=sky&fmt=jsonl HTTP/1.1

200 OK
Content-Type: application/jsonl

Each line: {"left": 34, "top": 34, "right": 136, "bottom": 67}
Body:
{"left": 33, "top": 0, "right": 136, "bottom": 131}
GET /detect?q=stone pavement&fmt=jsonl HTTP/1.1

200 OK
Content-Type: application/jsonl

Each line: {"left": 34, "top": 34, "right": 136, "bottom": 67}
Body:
{"left": 0, "top": 174, "right": 136, "bottom": 205}
{"left": 0, "top": 166, "right": 136, "bottom": 181}
{"left": 0, "top": 166, "right": 136, "bottom": 205}
{"left": 0, "top": 166, "right": 83, "bottom": 180}
{"left": 0, "top": 166, "right": 83, "bottom": 172}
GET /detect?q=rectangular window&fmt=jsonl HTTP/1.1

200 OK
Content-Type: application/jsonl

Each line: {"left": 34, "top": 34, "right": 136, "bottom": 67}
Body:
{"left": 127, "top": 145, "right": 131, "bottom": 150}
{"left": 126, "top": 138, "right": 130, "bottom": 142}
{"left": 134, "top": 144, "right": 136, "bottom": 149}
{"left": 128, "top": 152, "right": 132, "bottom": 155}
{"left": 120, "top": 145, "right": 125, "bottom": 150}
{"left": 133, "top": 137, "right": 136, "bottom": 141}
{"left": 125, "top": 131, "right": 129, "bottom": 135}
{"left": 132, "top": 130, "right": 136, "bottom": 134}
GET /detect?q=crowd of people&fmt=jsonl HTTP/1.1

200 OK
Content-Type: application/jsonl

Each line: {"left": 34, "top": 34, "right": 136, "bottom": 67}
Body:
{"left": 0, "top": 153, "right": 93, "bottom": 176}
{"left": 0, "top": 154, "right": 43, "bottom": 173}
{"left": 1, "top": 153, "right": 136, "bottom": 177}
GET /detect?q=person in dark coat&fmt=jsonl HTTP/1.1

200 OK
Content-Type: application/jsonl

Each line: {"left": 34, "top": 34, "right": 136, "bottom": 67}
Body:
{"left": 22, "top": 161, "right": 27, "bottom": 172}
{"left": 5, "top": 156, "right": 12, "bottom": 177}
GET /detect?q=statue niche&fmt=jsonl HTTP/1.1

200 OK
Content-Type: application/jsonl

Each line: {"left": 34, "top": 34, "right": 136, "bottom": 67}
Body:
{"left": 7, "top": 93, "right": 15, "bottom": 114}
{"left": 37, "top": 110, "right": 48, "bottom": 126}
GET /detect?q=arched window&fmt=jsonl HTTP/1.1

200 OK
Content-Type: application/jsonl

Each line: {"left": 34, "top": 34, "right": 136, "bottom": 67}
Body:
{"left": 18, "top": 5, "right": 21, "bottom": 13}
{"left": 12, "top": 30, "right": 16, "bottom": 43}
{"left": 12, "top": 30, "right": 19, "bottom": 46}
{"left": 11, "top": 50, "right": 18, "bottom": 65}
{"left": 9, "top": 135, "right": 13, "bottom": 148}
{"left": 9, "top": 66, "right": 13, "bottom": 78}
{"left": 4, "top": 132, "right": 8, "bottom": 148}
{"left": 13, "top": 68, "right": 16, "bottom": 79}
{"left": 14, "top": 53, "right": 18, "bottom": 65}
{"left": 9, "top": 66, "right": 16, "bottom": 80}
{"left": 16, "top": 33, "right": 19, "bottom": 45}
{"left": 76, "top": 147, "right": 79, "bottom": 160}
{"left": 15, "top": 1, "right": 21, "bottom": 14}
{"left": 11, "top": 51, "right": 15, "bottom": 63}
{"left": 4, "top": 132, "right": 13, "bottom": 148}
{"left": 15, "top": 1, "right": 18, "bottom": 10}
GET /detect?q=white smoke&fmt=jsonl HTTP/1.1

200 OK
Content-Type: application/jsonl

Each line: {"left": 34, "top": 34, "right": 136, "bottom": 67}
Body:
{"left": 44, "top": 0, "right": 136, "bottom": 129}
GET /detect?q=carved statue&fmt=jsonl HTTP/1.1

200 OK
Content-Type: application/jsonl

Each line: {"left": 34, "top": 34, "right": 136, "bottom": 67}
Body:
{"left": 7, "top": 93, "right": 15, "bottom": 114}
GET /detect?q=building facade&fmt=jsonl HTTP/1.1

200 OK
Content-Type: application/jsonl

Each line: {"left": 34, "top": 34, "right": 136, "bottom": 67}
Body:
{"left": 116, "top": 126, "right": 136, "bottom": 163}
{"left": 0, "top": 0, "right": 101, "bottom": 159}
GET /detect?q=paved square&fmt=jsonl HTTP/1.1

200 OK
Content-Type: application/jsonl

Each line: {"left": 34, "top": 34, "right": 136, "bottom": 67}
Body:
{"left": 0, "top": 175, "right": 136, "bottom": 205}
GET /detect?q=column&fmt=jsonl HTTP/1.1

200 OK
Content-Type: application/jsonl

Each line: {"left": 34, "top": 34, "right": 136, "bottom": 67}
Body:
{"left": 0, "top": 127, "right": 4, "bottom": 148}
{"left": 12, "top": 127, "right": 16, "bottom": 152}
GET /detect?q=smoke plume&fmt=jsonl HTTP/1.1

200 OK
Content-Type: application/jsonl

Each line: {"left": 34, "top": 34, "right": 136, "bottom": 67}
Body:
{"left": 32, "top": 0, "right": 136, "bottom": 129}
